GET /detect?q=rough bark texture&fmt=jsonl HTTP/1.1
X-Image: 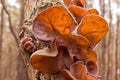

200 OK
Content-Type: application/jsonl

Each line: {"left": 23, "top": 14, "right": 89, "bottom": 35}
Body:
{"left": 19, "top": 0, "right": 61, "bottom": 80}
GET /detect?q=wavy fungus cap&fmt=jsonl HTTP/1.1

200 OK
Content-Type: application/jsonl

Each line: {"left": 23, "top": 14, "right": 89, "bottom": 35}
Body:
{"left": 30, "top": 3, "right": 108, "bottom": 80}
{"left": 57, "top": 61, "right": 99, "bottom": 80}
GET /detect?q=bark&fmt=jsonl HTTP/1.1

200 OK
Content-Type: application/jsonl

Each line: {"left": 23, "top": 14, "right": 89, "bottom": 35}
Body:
{"left": 17, "top": 55, "right": 28, "bottom": 80}
{"left": 19, "top": 0, "right": 61, "bottom": 80}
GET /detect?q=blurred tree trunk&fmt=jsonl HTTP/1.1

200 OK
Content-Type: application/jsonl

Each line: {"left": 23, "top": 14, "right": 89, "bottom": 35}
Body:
{"left": 19, "top": 0, "right": 24, "bottom": 26}
{"left": 0, "top": 7, "right": 4, "bottom": 80}
{"left": 17, "top": 0, "right": 28, "bottom": 80}
{"left": 97, "top": 0, "right": 120, "bottom": 80}
{"left": 98, "top": 1, "right": 108, "bottom": 80}
{"left": 19, "top": 0, "right": 24, "bottom": 31}
{"left": 19, "top": 0, "right": 60, "bottom": 80}
{"left": 17, "top": 56, "right": 28, "bottom": 80}
{"left": 116, "top": 0, "right": 120, "bottom": 80}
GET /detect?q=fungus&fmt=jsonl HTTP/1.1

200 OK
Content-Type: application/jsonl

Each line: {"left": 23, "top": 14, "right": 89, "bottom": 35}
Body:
{"left": 77, "top": 15, "right": 108, "bottom": 48}
{"left": 86, "top": 60, "right": 98, "bottom": 75}
{"left": 30, "top": 2, "right": 108, "bottom": 80}
{"left": 79, "top": 49, "right": 97, "bottom": 63}
{"left": 20, "top": 36, "right": 36, "bottom": 52}
{"left": 69, "top": 5, "right": 99, "bottom": 23}
{"left": 33, "top": 5, "right": 77, "bottom": 41}
{"left": 30, "top": 40, "right": 65, "bottom": 73}
{"left": 57, "top": 61, "right": 98, "bottom": 80}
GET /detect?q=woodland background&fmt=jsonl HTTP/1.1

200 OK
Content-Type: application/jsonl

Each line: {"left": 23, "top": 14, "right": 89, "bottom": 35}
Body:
{"left": 0, "top": 0, "right": 120, "bottom": 80}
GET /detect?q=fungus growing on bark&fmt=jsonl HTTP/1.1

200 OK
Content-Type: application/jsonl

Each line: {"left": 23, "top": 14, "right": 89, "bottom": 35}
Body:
{"left": 57, "top": 61, "right": 98, "bottom": 80}
{"left": 20, "top": 36, "right": 36, "bottom": 52}
{"left": 86, "top": 60, "right": 98, "bottom": 75}
{"left": 69, "top": 5, "right": 99, "bottom": 23}
{"left": 77, "top": 15, "right": 108, "bottom": 47}
{"left": 30, "top": 40, "right": 65, "bottom": 73}
{"left": 29, "top": 1, "right": 108, "bottom": 79}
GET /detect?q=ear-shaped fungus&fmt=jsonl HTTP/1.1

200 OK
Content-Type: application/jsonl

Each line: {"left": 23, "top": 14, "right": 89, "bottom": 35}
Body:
{"left": 33, "top": 5, "right": 91, "bottom": 47}
{"left": 57, "top": 61, "right": 98, "bottom": 80}
{"left": 31, "top": 2, "right": 108, "bottom": 79}
{"left": 77, "top": 15, "right": 108, "bottom": 47}
{"left": 33, "top": 5, "right": 77, "bottom": 42}
{"left": 86, "top": 60, "right": 98, "bottom": 75}
{"left": 57, "top": 69, "right": 76, "bottom": 80}
{"left": 79, "top": 49, "right": 97, "bottom": 63}
{"left": 30, "top": 43, "right": 65, "bottom": 73}
{"left": 69, "top": 5, "right": 99, "bottom": 23}
{"left": 69, "top": 5, "right": 89, "bottom": 23}
{"left": 70, "top": 61, "right": 86, "bottom": 80}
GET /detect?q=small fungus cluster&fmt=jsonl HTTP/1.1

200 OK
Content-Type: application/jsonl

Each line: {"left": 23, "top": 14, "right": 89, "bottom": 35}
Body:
{"left": 29, "top": 0, "right": 108, "bottom": 80}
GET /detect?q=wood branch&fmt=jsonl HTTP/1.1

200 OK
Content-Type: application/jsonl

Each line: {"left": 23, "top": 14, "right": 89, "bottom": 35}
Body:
{"left": 1, "top": 0, "right": 19, "bottom": 47}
